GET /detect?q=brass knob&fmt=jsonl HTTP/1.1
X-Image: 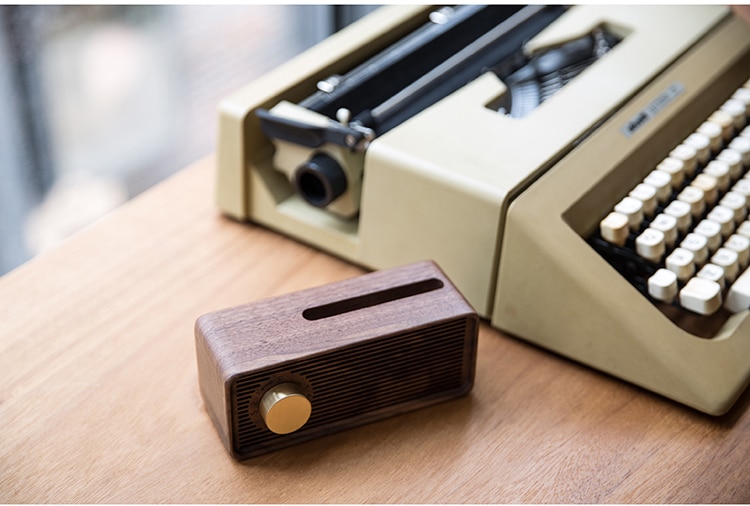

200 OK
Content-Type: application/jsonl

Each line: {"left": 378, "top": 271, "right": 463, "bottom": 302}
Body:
{"left": 259, "top": 383, "right": 311, "bottom": 434}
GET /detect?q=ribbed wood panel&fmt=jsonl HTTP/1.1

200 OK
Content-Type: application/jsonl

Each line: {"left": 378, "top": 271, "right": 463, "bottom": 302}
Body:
{"left": 232, "top": 317, "right": 472, "bottom": 454}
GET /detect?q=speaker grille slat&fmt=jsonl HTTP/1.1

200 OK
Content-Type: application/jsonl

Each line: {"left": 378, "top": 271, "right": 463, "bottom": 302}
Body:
{"left": 232, "top": 317, "right": 471, "bottom": 453}
{"left": 233, "top": 320, "right": 467, "bottom": 389}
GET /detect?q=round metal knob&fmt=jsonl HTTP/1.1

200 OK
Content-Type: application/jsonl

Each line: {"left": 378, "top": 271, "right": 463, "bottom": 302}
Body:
{"left": 259, "top": 383, "right": 311, "bottom": 434}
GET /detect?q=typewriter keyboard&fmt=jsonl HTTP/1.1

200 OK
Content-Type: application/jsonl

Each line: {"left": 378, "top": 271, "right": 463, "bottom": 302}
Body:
{"left": 593, "top": 79, "right": 750, "bottom": 321}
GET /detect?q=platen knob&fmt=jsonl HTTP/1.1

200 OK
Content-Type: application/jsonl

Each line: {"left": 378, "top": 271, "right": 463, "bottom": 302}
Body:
{"left": 259, "top": 383, "right": 312, "bottom": 434}
{"left": 294, "top": 154, "right": 347, "bottom": 207}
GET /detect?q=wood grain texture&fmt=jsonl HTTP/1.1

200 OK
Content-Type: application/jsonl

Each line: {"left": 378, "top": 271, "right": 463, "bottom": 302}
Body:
{"left": 196, "top": 260, "right": 477, "bottom": 459}
{"left": 1, "top": 156, "right": 749, "bottom": 502}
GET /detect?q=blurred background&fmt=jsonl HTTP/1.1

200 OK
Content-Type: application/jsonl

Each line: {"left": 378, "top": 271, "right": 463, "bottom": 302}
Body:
{"left": 0, "top": 4, "right": 378, "bottom": 275}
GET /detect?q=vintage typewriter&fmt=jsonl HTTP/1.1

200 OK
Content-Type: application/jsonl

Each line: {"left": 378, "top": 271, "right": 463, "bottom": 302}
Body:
{"left": 215, "top": 5, "right": 750, "bottom": 415}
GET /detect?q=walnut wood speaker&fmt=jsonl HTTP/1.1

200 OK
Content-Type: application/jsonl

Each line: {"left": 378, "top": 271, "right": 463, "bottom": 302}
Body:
{"left": 195, "top": 261, "right": 478, "bottom": 459}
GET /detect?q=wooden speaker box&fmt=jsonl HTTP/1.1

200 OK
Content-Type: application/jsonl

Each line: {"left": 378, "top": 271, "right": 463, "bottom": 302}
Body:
{"left": 195, "top": 261, "right": 478, "bottom": 459}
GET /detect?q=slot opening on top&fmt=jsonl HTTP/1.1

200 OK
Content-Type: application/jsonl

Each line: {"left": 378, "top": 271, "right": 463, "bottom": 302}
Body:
{"left": 302, "top": 278, "right": 444, "bottom": 321}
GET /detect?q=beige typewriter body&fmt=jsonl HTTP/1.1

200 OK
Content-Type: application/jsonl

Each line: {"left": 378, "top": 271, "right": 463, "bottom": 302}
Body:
{"left": 216, "top": 5, "right": 750, "bottom": 415}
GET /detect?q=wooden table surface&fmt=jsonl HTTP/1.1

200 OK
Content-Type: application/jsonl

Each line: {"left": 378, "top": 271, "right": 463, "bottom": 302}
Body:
{"left": 2, "top": 157, "right": 749, "bottom": 503}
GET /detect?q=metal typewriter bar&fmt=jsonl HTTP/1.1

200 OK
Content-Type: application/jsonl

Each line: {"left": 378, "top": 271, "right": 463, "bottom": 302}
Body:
{"left": 257, "top": 5, "right": 567, "bottom": 147}
{"left": 356, "top": 5, "right": 565, "bottom": 135}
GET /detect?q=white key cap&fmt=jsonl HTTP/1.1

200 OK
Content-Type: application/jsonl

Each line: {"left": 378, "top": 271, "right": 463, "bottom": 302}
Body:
{"left": 657, "top": 157, "right": 685, "bottom": 187}
{"left": 677, "top": 186, "right": 705, "bottom": 217}
{"left": 712, "top": 247, "right": 740, "bottom": 282}
{"left": 691, "top": 174, "right": 719, "bottom": 204}
{"left": 630, "top": 183, "right": 657, "bottom": 216}
{"left": 614, "top": 196, "right": 644, "bottom": 230}
{"left": 733, "top": 88, "right": 750, "bottom": 109}
{"left": 650, "top": 213, "right": 679, "bottom": 246}
{"left": 681, "top": 233, "right": 709, "bottom": 264}
{"left": 703, "top": 160, "right": 731, "bottom": 191}
{"left": 684, "top": 132, "right": 711, "bottom": 164}
{"left": 697, "top": 263, "right": 725, "bottom": 288}
{"left": 717, "top": 149, "right": 743, "bottom": 179}
{"left": 728, "top": 137, "right": 750, "bottom": 165}
{"left": 680, "top": 278, "right": 723, "bottom": 315}
{"left": 741, "top": 125, "right": 750, "bottom": 139}
{"left": 697, "top": 121, "right": 724, "bottom": 152}
{"left": 738, "top": 220, "right": 750, "bottom": 238}
{"left": 664, "top": 200, "right": 692, "bottom": 233}
{"left": 725, "top": 268, "right": 750, "bottom": 313}
{"left": 721, "top": 99, "right": 747, "bottom": 129}
{"left": 600, "top": 212, "right": 630, "bottom": 246}
{"left": 648, "top": 268, "right": 678, "bottom": 303}
{"left": 709, "top": 109, "right": 735, "bottom": 141}
{"left": 636, "top": 228, "right": 666, "bottom": 262}
{"left": 666, "top": 247, "right": 695, "bottom": 280}
{"left": 732, "top": 179, "right": 750, "bottom": 197}
{"left": 643, "top": 170, "right": 672, "bottom": 202}
{"left": 694, "top": 219, "right": 723, "bottom": 251}
{"left": 669, "top": 144, "right": 698, "bottom": 175}
{"left": 724, "top": 234, "right": 750, "bottom": 268}
{"left": 719, "top": 192, "right": 748, "bottom": 223}
{"left": 706, "top": 206, "right": 736, "bottom": 237}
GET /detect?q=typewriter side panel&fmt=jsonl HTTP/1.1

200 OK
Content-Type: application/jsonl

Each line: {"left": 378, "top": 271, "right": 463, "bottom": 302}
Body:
{"left": 493, "top": 16, "right": 750, "bottom": 415}
{"left": 358, "top": 80, "right": 507, "bottom": 317}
